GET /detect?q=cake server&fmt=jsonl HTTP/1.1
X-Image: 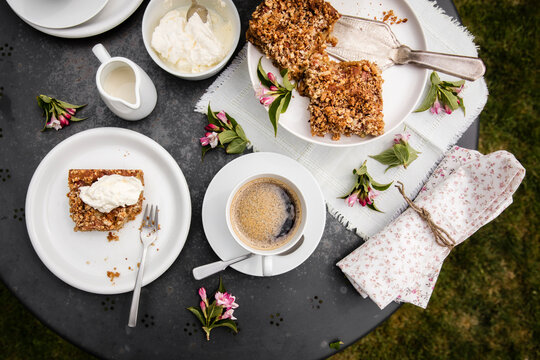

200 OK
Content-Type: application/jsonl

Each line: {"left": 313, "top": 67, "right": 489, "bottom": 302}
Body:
{"left": 327, "top": 15, "right": 485, "bottom": 81}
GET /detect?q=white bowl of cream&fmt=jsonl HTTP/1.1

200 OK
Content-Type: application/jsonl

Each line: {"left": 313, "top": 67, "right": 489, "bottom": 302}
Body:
{"left": 142, "top": 0, "right": 240, "bottom": 80}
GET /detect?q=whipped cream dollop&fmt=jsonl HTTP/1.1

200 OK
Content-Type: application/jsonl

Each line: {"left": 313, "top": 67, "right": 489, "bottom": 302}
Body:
{"left": 79, "top": 175, "right": 144, "bottom": 213}
{"left": 151, "top": 9, "right": 228, "bottom": 73}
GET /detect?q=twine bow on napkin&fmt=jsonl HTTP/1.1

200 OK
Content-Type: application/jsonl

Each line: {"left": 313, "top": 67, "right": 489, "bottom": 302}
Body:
{"left": 337, "top": 147, "right": 525, "bottom": 310}
{"left": 395, "top": 181, "right": 455, "bottom": 248}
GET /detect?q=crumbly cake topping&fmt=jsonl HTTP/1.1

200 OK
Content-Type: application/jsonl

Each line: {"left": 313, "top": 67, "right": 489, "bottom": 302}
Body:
{"left": 67, "top": 169, "right": 144, "bottom": 232}
{"left": 246, "top": 0, "right": 340, "bottom": 80}
{"left": 298, "top": 53, "right": 384, "bottom": 140}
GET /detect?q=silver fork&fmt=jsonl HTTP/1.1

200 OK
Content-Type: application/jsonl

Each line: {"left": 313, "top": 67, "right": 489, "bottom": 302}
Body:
{"left": 128, "top": 204, "right": 159, "bottom": 328}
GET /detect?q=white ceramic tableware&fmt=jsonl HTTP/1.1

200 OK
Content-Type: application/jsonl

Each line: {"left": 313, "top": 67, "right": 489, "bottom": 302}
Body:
{"left": 246, "top": 0, "right": 428, "bottom": 147}
{"left": 225, "top": 173, "right": 308, "bottom": 276}
{"left": 6, "top": 0, "right": 109, "bottom": 29}
{"left": 16, "top": 0, "right": 144, "bottom": 39}
{"left": 25, "top": 128, "right": 191, "bottom": 294}
{"left": 93, "top": 44, "right": 157, "bottom": 121}
{"left": 202, "top": 153, "right": 326, "bottom": 277}
{"left": 142, "top": 0, "right": 241, "bottom": 80}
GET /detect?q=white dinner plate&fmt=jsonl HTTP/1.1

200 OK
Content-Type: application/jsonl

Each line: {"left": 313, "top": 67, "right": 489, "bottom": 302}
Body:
{"left": 6, "top": 0, "right": 109, "bottom": 29}
{"left": 247, "top": 0, "right": 428, "bottom": 147}
{"left": 201, "top": 152, "right": 326, "bottom": 277}
{"left": 25, "top": 128, "right": 191, "bottom": 294}
{"left": 13, "top": 0, "right": 144, "bottom": 38}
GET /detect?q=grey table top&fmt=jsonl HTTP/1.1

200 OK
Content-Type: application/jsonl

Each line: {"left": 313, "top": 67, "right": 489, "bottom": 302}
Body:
{"left": 0, "top": 0, "right": 476, "bottom": 359}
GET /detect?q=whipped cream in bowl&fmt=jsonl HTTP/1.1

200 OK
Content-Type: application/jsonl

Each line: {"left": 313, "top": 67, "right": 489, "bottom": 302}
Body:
{"left": 79, "top": 174, "right": 144, "bottom": 213}
{"left": 142, "top": 0, "right": 240, "bottom": 80}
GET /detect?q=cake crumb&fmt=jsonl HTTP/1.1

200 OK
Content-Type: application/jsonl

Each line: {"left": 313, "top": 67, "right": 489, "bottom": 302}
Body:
{"left": 86, "top": 261, "right": 90, "bottom": 265}
{"left": 107, "top": 271, "right": 120, "bottom": 282}
{"left": 374, "top": 9, "right": 408, "bottom": 25}
{"left": 107, "top": 231, "right": 119, "bottom": 242}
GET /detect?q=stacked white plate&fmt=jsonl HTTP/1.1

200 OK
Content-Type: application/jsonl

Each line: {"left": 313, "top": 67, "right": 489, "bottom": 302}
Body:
{"left": 6, "top": 0, "right": 144, "bottom": 38}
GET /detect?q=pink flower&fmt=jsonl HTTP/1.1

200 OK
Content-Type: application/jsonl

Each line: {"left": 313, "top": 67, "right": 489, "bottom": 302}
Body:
{"left": 216, "top": 111, "right": 229, "bottom": 124}
{"left": 219, "top": 308, "right": 237, "bottom": 321}
{"left": 215, "top": 292, "right": 239, "bottom": 309}
{"left": 64, "top": 112, "right": 71, "bottom": 120}
{"left": 255, "top": 84, "right": 268, "bottom": 99}
{"left": 58, "top": 114, "right": 69, "bottom": 126}
{"left": 200, "top": 301, "right": 206, "bottom": 312}
{"left": 46, "top": 115, "right": 62, "bottom": 131}
{"left": 346, "top": 191, "right": 359, "bottom": 207}
{"left": 270, "top": 85, "right": 278, "bottom": 91}
{"left": 267, "top": 72, "right": 276, "bottom": 83}
{"left": 66, "top": 108, "right": 76, "bottom": 115}
{"left": 200, "top": 132, "right": 219, "bottom": 148}
{"left": 430, "top": 99, "right": 441, "bottom": 114}
{"left": 199, "top": 287, "right": 207, "bottom": 303}
{"left": 444, "top": 104, "right": 452, "bottom": 114}
{"left": 367, "top": 188, "right": 379, "bottom": 205}
{"left": 204, "top": 123, "right": 219, "bottom": 131}
{"left": 393, "top": 132, "right": 411, "bottom": 144}
{"left": 260, "top": 96, "right": 275, "bottom": 106}
{"left": 454, "top": 85, "right": 464, "bottom": 94}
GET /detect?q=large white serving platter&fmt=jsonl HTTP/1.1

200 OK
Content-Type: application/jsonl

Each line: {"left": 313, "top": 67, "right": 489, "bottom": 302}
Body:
{"left": 247, "top": 0, "right": 428, "bottom": 147}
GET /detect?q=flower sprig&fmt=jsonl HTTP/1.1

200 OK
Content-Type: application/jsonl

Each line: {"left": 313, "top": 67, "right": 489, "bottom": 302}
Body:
{"left": 37, "top": 95, "right": 87, "bottom": 131}
{"left": 415, "top": 72, "right": 465, "bottom": 115}
{"left": 256, "top": 57, "right": 296, "bottom": 136}
{"left": 200, "top": 104, "right": 250, "bottom": 159}
{"left": 370, "top": 130, "right": 420, "bottom": 172}
{"left": 340, "top": 161, "right": 393, "bottom": 212}
{"left": 187, "top": 278, "right": 239, "bottom": 341}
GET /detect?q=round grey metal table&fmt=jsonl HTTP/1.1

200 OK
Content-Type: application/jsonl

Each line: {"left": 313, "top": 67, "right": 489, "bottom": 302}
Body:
{"left": 0, "top": 0, "right": 477, "bottom": 359}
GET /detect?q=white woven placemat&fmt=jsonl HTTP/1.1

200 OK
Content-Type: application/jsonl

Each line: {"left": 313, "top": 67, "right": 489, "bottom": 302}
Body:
{"left": 195, "top": 1, "right": 488, "bottom": 239}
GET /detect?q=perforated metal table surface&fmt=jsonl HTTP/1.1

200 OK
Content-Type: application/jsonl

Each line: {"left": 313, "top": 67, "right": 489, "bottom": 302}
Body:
{"left": 0, "top": 0, "right": 476, "bottom": 358}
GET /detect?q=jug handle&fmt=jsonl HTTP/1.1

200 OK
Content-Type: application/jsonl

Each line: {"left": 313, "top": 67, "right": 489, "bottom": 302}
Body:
{"left": 92, "top": 44, "right": 112, "bottom": 64}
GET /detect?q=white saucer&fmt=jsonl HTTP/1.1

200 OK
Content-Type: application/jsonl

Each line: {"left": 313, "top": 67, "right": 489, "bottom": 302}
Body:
{"left": 201, "top": 152, "right": 326, "bottom": 277}
{"left": 6, "top": 0, "right": 109, "bottom": 30}
{"left": 13, "top": 0, "right": 144, "bottom": 38}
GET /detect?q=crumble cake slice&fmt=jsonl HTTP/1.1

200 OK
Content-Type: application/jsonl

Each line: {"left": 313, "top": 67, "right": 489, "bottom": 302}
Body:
{"left": 67, "top": 169, "right": 144, "bottom": 232}
{"left": 246, "top": 0, "right": 341, "bottom": 80}
{"left": 298, "top": 53, "right": 385, "bottom": 140}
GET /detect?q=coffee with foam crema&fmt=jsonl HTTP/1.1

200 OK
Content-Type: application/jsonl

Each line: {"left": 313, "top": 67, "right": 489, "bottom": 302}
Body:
{"left": 229, "top": 177, "right": 302, "bottom": 251}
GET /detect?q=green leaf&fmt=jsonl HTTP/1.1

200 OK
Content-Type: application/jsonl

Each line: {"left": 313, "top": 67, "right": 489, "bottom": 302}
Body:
{"left": 218, "top": 130, "right": 238, "bottom": 145}
{"left": 257, "top": 57, "right": 274, "bottom": 89}
{"left": 38, "top": 95, "right": 52, "bottom": 103}
{"left": 235, "top": 124, "right": 248, "bottom": 142}
{"left": 226, "top": 138, "right": 247, "bottom": 154}
{"left": 201, "top": 145, "right": 212, "bottom": 160}
{"left": 225, "top": 113, "right": 238, "bottom": 128}
{"left": 370, "top": 148, "right": 400, "bottom": 166}
{"left": 329, "top": 341, "right": 344, "bottom": 350}
{"left": 207, "top": 304, "right": 224, "bottom": 322}
{"left": 268, "top": 94, "right": 285, "bottom": 136}
{"left": 207, "top": 104, "right": 221, "bottom": 127}
{"left": 439, "top": 88, "right": 460, "bottom": 110}
{"left": 457, "top": 95, "right": 466, "bottom": 115}
{"left": 414, "top": 84, "right": 437, "bottom": 112}
{"left": 383, "top": 163, "right": 400, "bottom": 173}
{"left": 441, "top": 79, "right": 465, "bottom": 88}
{"left": 56, "top": 99, "right": 86, "bottom": 109}
{"left": 367, "top": 174, "right": 393, "bottom": 191}
{"left": 367, "top": 202, "right": 384, "bottom": 213}
{"left": 187, "top": 307, "right": 206, "bottom": 325}
{"left": 69, "top": 115, "right": 87, "bottom": 122}
{"left": 212, "top": 319, "right": 238, "bottom": 333}
{"left": 280, "top": 69, "right": 295, "bottom": 91}
{"left": 281, "top": 91, "right": 292, "bottom": 113}
{"left": 430, "top": 71, "right": 441, "bottom": 85}
{"left": 393, "top": 143, "right": 410, "bottom": 165}
{"left": 218, "top": 276, "right": 226, "bottom": 293}
{"left": 404, "top": 143, "right": 420, "bottom": 168}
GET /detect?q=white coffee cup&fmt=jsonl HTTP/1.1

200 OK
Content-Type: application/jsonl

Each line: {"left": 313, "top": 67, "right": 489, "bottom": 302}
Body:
{"left": 225, "top": 173, "right": 307, "bottom": 276}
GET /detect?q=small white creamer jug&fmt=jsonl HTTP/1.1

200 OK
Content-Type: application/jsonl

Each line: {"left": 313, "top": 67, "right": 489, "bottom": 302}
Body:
{"left": 92, "top": 43, "right": 157, "bottom": 121}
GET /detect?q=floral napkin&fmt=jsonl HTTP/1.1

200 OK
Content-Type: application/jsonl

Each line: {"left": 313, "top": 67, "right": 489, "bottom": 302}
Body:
{"left": 337, "top": 147, "right": 525, "bottom": 309}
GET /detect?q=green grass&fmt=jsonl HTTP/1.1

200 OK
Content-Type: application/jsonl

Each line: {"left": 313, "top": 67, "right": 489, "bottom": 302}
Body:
{"left": 1, "top": 0, "right": 538, "bottom": 358}
{"left": 330, "top": 0, "right": 539, "bottom": 359}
